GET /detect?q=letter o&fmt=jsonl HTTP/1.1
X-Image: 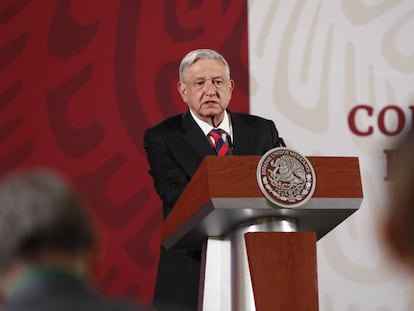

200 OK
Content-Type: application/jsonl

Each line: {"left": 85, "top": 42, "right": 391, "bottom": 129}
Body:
{"left": 378, "top": 105, "right": 405, "bottom": 136}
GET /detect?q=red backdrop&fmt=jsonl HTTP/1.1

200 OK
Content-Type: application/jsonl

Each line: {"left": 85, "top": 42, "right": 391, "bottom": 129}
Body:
{"left": 0, "top": 0, "right": 248, "bottom": 303}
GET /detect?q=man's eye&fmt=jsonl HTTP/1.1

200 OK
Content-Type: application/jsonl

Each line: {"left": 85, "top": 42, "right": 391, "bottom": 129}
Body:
{"left": 213, "top": 79, "right": 223, "bottom": 86}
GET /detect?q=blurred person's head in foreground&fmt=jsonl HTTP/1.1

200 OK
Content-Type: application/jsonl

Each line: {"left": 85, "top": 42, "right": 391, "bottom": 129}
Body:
{"left": 0, "top": 168, "right": 97, "bottom": 297}
{"left": 383, "top": 128, "right": 414, "bottom": 271}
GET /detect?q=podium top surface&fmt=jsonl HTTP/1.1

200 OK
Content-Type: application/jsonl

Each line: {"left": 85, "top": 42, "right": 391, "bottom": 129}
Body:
{"left": 162, "top": 156, "right": 363, "bottom": 250}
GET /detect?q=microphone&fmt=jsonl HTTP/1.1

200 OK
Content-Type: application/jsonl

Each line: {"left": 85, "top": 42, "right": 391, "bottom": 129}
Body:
{"left": 226, "top": 134, "right": 233, "bottom": 150}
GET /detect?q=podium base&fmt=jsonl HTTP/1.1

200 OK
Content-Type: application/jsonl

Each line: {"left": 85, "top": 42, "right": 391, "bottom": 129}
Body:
{"left": 199, "top": 217, "right": 298, "bottom": 311}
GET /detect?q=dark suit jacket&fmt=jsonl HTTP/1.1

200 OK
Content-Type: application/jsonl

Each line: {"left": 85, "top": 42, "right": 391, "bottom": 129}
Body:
{"left": 144, "top": 110, "right": 284, "bottom": 311}
{"left": 1, "top": 273, "right": 155, "bottom": 311}
{"left": 144, "top": 110, "right": 284, "bottom": 216}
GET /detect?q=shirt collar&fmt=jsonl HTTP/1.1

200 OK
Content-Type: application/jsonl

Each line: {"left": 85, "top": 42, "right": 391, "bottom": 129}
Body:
{"left": 189, "top": 109, "right": 232, "bottom": 138}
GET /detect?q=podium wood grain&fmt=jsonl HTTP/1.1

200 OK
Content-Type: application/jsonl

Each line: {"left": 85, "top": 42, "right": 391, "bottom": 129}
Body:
{"left": 245, "top": 232, "right": 318, "bottom": 311}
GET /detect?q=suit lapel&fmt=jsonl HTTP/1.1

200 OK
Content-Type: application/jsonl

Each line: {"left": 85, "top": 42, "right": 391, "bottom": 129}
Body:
{"left": 181, "top": 111, "right": 216, "bottom": 157}
{"left": 173, "top": 111, "right": 215, "bottom": 176}
{"left": 229, "top": 112, "right": 251, "bottom": 155}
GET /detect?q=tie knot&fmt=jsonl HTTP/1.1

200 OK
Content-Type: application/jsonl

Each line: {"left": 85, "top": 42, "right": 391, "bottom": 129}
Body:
{"left": 209, "top": 128, "right": 225, "bottom": 141}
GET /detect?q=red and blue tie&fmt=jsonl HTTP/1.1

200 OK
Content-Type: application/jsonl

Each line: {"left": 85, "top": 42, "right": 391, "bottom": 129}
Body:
{"left": 208, "top": 129, "right": 232, "bottom": 156}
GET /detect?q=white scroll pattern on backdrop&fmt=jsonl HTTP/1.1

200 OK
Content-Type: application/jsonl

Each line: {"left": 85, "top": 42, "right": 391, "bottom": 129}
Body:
{"left": 248, "top": 1, "right": 414, "bottom": 310}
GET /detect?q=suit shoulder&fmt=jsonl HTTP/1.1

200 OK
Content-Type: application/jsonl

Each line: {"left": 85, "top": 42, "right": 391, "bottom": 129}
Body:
{"left": 231, "top": 112, "right": 274, "bottom": 124}
{"left": 144, "top": 113, "right": 183, "bottom": 134}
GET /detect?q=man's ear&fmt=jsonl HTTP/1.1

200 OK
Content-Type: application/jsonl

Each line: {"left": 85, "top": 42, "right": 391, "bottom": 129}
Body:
{"left": 177, "top": 81, "right": 187, "bottom": 103}
{"left": 228, "top": 79, "right": 234, "bottom": 98}
{"left": 229, "top": 79, "right": 234, "bottom": 91}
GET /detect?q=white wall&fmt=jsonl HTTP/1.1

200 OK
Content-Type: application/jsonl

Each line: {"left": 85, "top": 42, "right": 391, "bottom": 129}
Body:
{"left": 248, "top": 0, "right": 414, "bottom": 310}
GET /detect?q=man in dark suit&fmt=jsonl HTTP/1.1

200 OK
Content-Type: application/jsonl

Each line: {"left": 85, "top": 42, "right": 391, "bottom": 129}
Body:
{"left": 0, "top": 169, "right": 155, "bottom": 311}
{"left": 144, "top": 48, "right": 285, "bottom": 310}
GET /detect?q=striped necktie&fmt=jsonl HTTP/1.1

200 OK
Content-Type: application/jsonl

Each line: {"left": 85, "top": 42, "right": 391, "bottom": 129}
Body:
{"left": 208, "top": 129, "right": 232, "bottom": 156}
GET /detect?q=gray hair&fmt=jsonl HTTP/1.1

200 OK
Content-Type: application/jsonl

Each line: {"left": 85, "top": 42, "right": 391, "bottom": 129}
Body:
{"left": 178, "top": 49, "right": 231, "bottom": 82}
{"left": 0, "top": 168, "right": 96, "bottom": 274}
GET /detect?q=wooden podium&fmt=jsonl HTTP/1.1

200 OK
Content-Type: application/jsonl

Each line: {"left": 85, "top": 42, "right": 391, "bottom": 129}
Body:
{"left": 162, "top": 156, "right": 363, "bottom": 311}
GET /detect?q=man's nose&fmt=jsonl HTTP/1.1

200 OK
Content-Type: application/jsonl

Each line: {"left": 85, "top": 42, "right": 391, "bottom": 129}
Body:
{"left": 203, "top": 79, "right": 217, "bottom": 93}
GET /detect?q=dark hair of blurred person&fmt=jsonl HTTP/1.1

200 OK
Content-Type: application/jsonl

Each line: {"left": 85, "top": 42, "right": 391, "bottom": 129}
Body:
{"left": 0, "top": 168, "right": 156, "bottom": 311}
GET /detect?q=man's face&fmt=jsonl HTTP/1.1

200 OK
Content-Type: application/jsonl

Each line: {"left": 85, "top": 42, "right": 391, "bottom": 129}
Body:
{"left": 177, "top": 59, "right": 234, "bottom": 123}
